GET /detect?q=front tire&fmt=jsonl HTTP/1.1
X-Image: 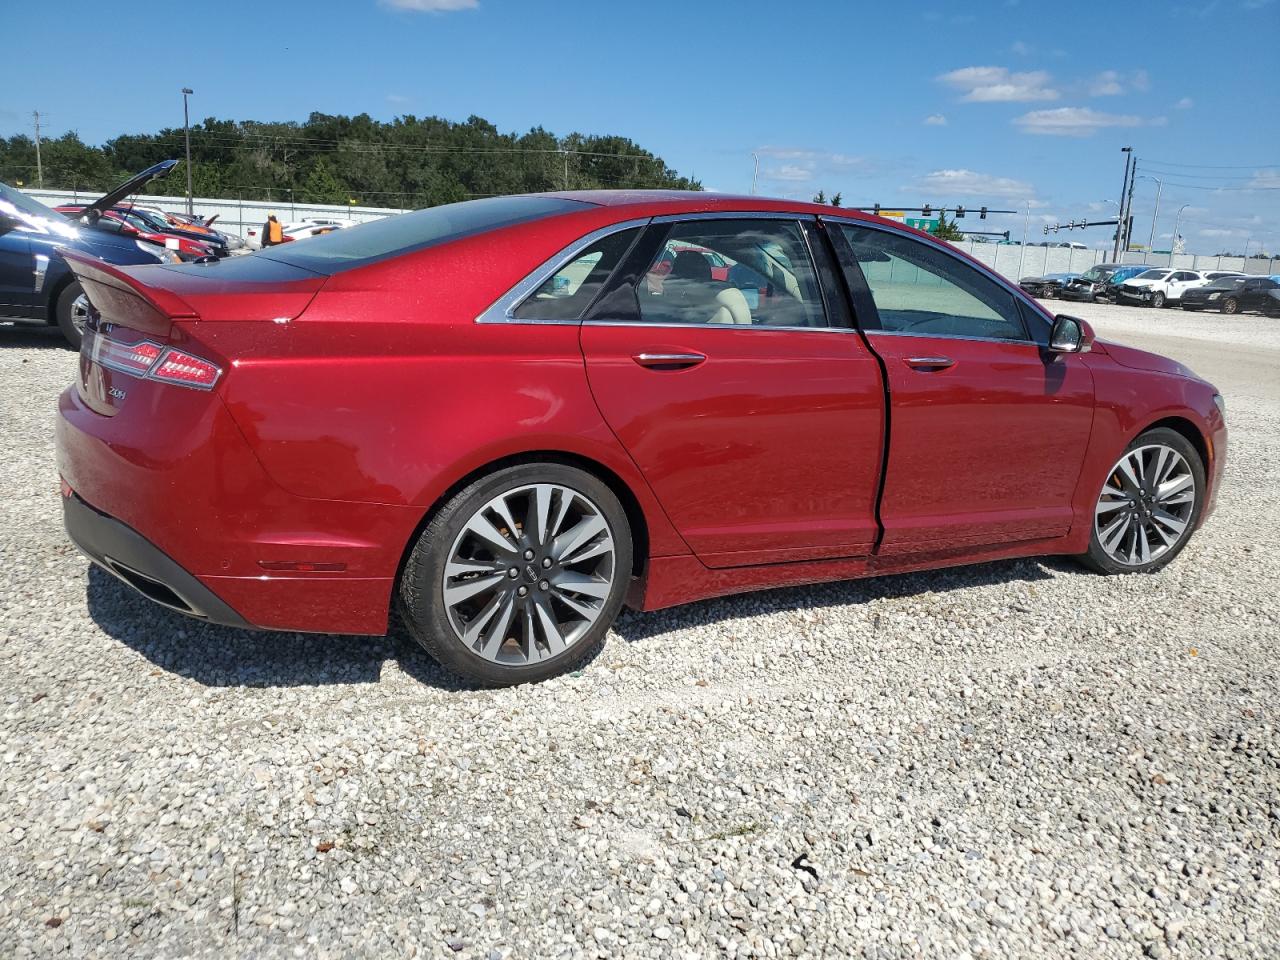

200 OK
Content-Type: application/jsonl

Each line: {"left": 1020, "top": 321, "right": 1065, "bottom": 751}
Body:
{"left": 1221, "top": 297, "right": 1239, "bottom": 315}
{"left": 55, "top": 281, "right": 89, "bottom": 350}
{"left": 1151, "top": 291, "right": 1166, "bottom": 309}
{"left": 1079, "top": 427, "right": 1204, "bottom": 575}
{"left": 399, "top": 463, "right": 633, "bottom": 686}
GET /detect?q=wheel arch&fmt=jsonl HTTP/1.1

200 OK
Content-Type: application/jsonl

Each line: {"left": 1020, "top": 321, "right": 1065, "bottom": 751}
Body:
{"left": 1139, "top": 415, "right": 1210, "bottom": 473}
{"left": 391, "top": 449, "right": 653, "bottom": 605}
{"left": 45, "top": 273, "right": 77, "bottom": 325}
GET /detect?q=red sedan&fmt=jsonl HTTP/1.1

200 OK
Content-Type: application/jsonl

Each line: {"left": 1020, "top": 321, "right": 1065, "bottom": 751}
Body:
{"left": 55, "top": 192, "right": 1227, "bottom": 686}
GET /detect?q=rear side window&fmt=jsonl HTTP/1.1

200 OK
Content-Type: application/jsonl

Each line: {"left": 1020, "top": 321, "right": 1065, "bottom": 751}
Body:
{"left": 259, "top": 196, "right": 589, "bottom": 273}
{"left": 512, "top": 227, "right": 641, "bottom": 320}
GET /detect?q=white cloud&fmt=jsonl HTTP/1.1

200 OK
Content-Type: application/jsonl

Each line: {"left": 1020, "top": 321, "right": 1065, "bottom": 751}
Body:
{"left": 1131, "top": 69, "right": 1151, "bottom": 92}
{"left": 1249, "top": 169, "right": 1280, "bottom": 188}
{"left": 923, "top": 114, "right": 948, "bottom": 126}
{"left": 937, "top": 66, "right": 1059, "bottom": 102}
{"left": 770, "top": 165, "right": 814, "bottom": 183}
{"left": 379, "top": 0, "right": 477, "bottom": 10}
{"left": 1201, "top": 228, "right": 1243, "bottom": 237}
{"left": 1175, "top": 96, "right": 1195, "bottom": 109}
{"left": 1011, "top": 40, "right": 1032, "bottom": 55}
{"left": 916, "top": 168, "right": 1038, "bottom": 202}
{"left": 386, "top": 93, "right": 410, "bottom": 104}
{"left": 1013, "top": 107, "right": 1144, "bottom": 136}
{"left": 1088, "top": 70, "right": 1125, "bottom": 96}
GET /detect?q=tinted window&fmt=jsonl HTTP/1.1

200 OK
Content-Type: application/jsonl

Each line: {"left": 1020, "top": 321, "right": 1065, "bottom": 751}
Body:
{"left": 1136, "top": 270, "right": 1168, "bottom": 280}
{"left": 634, "top": 219, "right": 827, "bottom": 328}
{"left": 259, "top": 196, "right": 588, "bottom": 274}
{"left": 512, "top": 227, "right": 640, "bottom": 321}
{"left": 837, "top": 223, "right": 1028, "bottom": 341}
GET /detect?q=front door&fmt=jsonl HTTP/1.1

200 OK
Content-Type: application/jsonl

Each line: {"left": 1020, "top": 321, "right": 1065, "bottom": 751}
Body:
{"left": 0, "top": 227, "right": 33, "bottom": 316}
{"left": 580, "top": 216, "right": 885, "bottom": 567}
{"left": 828, "top": 220, "right": 1095, "bottom": 555}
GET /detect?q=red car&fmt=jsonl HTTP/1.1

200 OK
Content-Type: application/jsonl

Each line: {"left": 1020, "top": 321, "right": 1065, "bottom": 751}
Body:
{"left": 55, "top": 205, "right": 216, "bottom": 260}
{"left": 55, "top": 192, "right": 1227, "bottom": 686}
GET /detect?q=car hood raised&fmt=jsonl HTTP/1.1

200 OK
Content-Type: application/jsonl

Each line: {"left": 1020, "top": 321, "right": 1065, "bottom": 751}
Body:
{"left": 1098, "top": 340, "right": 1199, "bottom": 380}
{"left": 83, "top": 160, "right": 179, "bottom": 216}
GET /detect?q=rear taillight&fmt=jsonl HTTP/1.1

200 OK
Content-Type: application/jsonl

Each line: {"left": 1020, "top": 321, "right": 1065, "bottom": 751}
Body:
{"left": 86, "top": 328, "right": 222, "bottom": 391}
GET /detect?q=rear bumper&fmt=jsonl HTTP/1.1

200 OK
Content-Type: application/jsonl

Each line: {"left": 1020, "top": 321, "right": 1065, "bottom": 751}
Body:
{"left": 63, "top": 490, "right": 252, "bottom": 629}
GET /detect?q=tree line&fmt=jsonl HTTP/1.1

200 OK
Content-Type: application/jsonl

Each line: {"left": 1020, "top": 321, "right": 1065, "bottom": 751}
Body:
{"left": 0, "top": 112, "right": 701, "bottom": 208}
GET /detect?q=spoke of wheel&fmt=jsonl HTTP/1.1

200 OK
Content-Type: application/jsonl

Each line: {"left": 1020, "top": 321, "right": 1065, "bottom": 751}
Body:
{"left": 532, "top": 597, "right": 567, "bottom": 657}
{"left": 552, "top": 589, "right": 600, "bottom": 620}
{"left": 1157, "top": 473, "right": 1193, "bottom": 502}
{"left": 444, "top": 573, "right": 505, "bottom": 607}
{"left": 531, "top": 484, "right": 555, "bottom": 548}
{"left": 445, "top": 558, "right": 500, "bottom": 579}
{"left": 1100, "top": 513, "right": 1131, "bottom": 554}
{"left": 553, "top": 515, "right": 607, "bottom": 564}
{"left": 464, "top": 514, "right": 519, "bottom": 556}
{"left": 488, "top": 495, "right": 522, "bottom": 545}
{"left": 1118, "top": 453, "right": 1144, "bottom": 493}
{"left": 549, "top": 491, "right": 574, "bottom": 544}
{"left": 563, "top": 536, "right": 613, "bottom": 565}
{"left": 522, "top": 604, "right": 539, "bottom": 660}
{"left": 1136, "top": 524, "right": 1152, "bottom": 564}
{"left": 1151, "top": 508, "right": 1188, "bottom": 537}
{"left": 1095, "top": 494, "right": 1128, "bottom": 516}
{"left": 550, "top": 570, "right": 612, "bottom": 599}
{"left": 461, "top": 592, "right": 504, "bottom": 647}
{"left": 478, "top": 592, "right": 518, "bottom": 658}
{"left": 1151, "top": 447, "right": 1173, "bottom": 489}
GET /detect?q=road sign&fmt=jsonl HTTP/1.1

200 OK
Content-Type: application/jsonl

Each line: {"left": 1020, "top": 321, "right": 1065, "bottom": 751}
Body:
{"left": 878, "top": 210, "right": 905, "bottom": 220}
{"left": 905, "top": 217, "right": 938, "bottom": 233}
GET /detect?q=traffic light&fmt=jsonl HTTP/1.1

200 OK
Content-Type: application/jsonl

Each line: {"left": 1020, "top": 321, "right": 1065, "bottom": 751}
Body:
{"left": 922, "top": 204, "right": 932, "bottom": 216}
{"left": 873, "top": 203, "right": 880, "bottom": 216}
{"left": 979, "top": 207, "right": 987, "bottom": 219}
{"left": 1002, "top": 230, "right": 1010, "bottom": 241}
{"left": 1043, "top": 225, "right": 1050, "bottom": 235}
{"left": 955, "top": 206, "right": 965, "bottom": 218}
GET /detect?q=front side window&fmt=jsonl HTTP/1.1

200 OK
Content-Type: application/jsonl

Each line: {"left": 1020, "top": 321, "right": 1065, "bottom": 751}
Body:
{"left": 836, "top": 223, "right": 1029, "bottom": 341}
{"left": 634, "top": 219, "right": 828, "bottom": 328}
{"left": 512, "top": 227, "right": 640, "bottom": 321}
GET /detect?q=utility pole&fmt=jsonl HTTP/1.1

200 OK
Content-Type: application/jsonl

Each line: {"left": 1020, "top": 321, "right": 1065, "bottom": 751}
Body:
{"left": 1123, "top": 155, "right": 1138, "bottom": 255}
{"left": 32, "top": 111, "right": 44, "bottom": 188}
{"left": 1172, "top": 203, "right": 1190, "bottom": 255}
{"left": 1116, "top": 146, "right": 1136, "bottom": 259}
{"left": 1113, "top": 147, "right": 1132, "bottom": 261}
{"left": 561, "top": 149, "right": 569, "bottom": 191}
{"left": 751, "top": 152, "right": 759, "bottom": 195}
{"left": 181, "top": 88, "right": 194, "bottom": 215}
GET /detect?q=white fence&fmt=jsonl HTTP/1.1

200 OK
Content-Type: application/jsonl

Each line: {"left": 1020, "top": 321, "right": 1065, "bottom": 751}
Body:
{"left": 949, "top": 240, "right": 1279, "bottom": 279}
{"left": 26, "top": 189, "right": 406, "bottom": 241}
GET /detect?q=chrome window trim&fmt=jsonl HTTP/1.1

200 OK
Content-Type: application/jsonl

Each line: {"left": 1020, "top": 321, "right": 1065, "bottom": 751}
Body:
{"left": 820, "top": 214, "right": 1054, "bottom": 340}
{"left": 474, "top": 217, "right": 652, "bottom": 324}
{"left": 865, "top": 329, "right": 1044, "bottom": 347}
{"left": 581, "top": 320, "right": 857, "bottom": 333}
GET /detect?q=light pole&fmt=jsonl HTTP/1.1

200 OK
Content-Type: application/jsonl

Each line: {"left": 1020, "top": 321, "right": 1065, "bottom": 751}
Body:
{"left": 1137, "top": 174, "right": 1163, "bottom": 254}
{"left": 1017, "top": 200, "right": 1032, "bottom": 280}
{"left": 750, "top": 153, "right": 759, "bottom": 195}
{"left": 1172, "top": 203, "right": 1190, "bottom": 255}
{"left": 181, "top": 88, "right": 194, "bottom": 215}
{"left": 1113, "top": 147, "right": 1132, "bottom": 260}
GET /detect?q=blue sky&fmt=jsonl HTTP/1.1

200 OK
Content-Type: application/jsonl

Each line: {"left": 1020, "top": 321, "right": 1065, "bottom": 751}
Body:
{"left": 5, "top": 0, "right": 1278, "bottom": 253}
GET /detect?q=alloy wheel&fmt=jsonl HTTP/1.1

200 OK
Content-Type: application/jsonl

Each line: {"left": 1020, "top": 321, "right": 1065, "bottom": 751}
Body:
{"left": 1094, "top": 444, "right": 1196, "bottom": 566}
{"left": 442, "top": 482, "right": 616, "bottom": 664}
{"left": 70, "top": 294, "right": 91, "bottom": 337}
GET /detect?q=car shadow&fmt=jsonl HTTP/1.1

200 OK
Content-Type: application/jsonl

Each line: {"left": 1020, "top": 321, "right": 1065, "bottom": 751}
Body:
{"left": 610, "top": 556, "right": 1066, "bottom": 644}
{"left": 0, "top": 324, "right": 72, "bottom": 349}
{"left": 86, "top": 557, "right": 1067, "bottom": 690}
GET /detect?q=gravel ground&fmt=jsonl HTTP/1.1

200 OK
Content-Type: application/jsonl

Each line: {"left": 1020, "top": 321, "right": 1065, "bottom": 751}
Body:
{"left": 2, "top": 305, "right": 1278, "bottom": 959}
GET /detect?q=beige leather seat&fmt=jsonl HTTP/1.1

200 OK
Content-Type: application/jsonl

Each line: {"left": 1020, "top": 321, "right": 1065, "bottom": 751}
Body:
{"left": 665, "top": 251, "right": 752, "bottom": 325}
{"left": 709, "top": 286, "right": 752, "bottom": 324}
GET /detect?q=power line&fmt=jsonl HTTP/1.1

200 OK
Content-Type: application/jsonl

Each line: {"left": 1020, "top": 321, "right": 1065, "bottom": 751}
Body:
{"left": 1141, "top": 158, "right": 1278, "bottom": 169}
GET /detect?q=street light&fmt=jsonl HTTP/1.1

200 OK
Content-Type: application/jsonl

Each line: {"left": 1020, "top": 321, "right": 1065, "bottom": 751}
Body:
{"left": 181, "top": 87, "right": 194, "bottom": 216}
{"left": 1136, "top": 174, "right": 1163, "bottom": 254}
{"left": 1172, "top": 203, "right": 1190, "bottom": 254}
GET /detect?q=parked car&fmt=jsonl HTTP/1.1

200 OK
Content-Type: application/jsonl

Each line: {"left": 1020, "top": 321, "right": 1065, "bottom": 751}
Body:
{"left": 1115, "top": 269, "right": 1208, "bottom": 308}
{"left": 245, "top": 218, "right": 355, "bottom": 249}
{"left": 1060, "top": 264, "right": 1145, "bottom": 302}
{"left": 1018, "top": 272, "right": 1080, "bottom": 299}
{"left": 1180, "top": 276, "right": 1280, "bottom": 315}
{"left": 54, "top": 205, "right": 216, "bottom": 260}
{"left": 1202, "top": 271, "right": 1245, "bottom": 281}
{"left": 0, "top": 166, "right": 181, "bottom": 348}
{"left": 55, "top": 192, "right": 1226, "bottom": 686}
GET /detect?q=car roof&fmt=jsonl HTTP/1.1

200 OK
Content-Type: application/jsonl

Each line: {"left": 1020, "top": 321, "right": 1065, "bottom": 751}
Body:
{"left": 543, "top": 189, "right": 886, "bottom": 223}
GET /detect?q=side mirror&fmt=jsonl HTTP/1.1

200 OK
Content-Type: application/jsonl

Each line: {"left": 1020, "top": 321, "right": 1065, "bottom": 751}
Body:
{"left": 1049, "top": 314, "right": 1094, "bottom": 354}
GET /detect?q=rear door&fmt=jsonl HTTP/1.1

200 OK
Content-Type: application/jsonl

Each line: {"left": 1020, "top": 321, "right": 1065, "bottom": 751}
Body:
{"left": 828, "top": 219, "right": 1095, "bottom": 555}
{"left": 579, "top": 215, "right": 885, "bottom": 567}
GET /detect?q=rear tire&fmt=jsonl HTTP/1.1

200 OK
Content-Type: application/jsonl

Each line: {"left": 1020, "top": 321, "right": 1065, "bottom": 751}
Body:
{"left": 399, "top": 462, "right": 633, "bottom": 687}
{"left": 1078, "top": 427, "right": 1205, "bottom": 576}
{"left": 55, "top": 281, "right": 88, "bottom": 350}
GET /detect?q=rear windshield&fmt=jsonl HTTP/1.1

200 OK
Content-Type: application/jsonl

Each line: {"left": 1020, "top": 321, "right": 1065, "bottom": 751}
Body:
{"left": 1204, "top": 278, "right": 1245, "bottom": 289}
{"left": 258, "top": 196, "right": 589, "bottom": 273}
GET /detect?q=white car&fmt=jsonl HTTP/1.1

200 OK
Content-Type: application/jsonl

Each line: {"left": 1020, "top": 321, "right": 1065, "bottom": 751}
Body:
{"left": 1115, "top": 268, "right": 1208, "bottom": 308}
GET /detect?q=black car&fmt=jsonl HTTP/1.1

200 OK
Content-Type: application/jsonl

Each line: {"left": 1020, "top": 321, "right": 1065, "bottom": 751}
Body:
{"left": 1059, "top": 264, "right": 1147, "bottom": 302}
{"left": 1180, "top": 276, "right": 1280, "bottom": 315}
{"left": 1018, "top": 272, "right": 1080, "bottom": 298}
{"left": 0, "top": 162, "right": 182, "bottom": 348}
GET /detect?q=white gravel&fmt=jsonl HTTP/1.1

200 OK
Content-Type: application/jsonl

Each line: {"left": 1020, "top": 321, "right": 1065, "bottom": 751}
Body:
{"left": 2, "top": 309, "right": 1278, "bottom": 959}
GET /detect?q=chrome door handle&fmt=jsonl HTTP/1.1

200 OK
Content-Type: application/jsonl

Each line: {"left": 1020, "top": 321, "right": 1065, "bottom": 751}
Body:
{"left": 904, "top": 356, "right": 955, "bottom": 370}
{"left": 632, "top": 353, "right": 706, "bottom": 369}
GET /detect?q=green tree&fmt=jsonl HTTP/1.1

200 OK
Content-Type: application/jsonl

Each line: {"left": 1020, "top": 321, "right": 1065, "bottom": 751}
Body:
{"left": 301, "top": 157, "right": 347, "bottom": 204}
{"left": 812, "top": 189, "right": 827, "bottom": 204}
{"left": 831, "top": 192, "right": 842, "bottom": 207}
{"left": 933, "top": 209, "right": 965, "bottom": 241}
